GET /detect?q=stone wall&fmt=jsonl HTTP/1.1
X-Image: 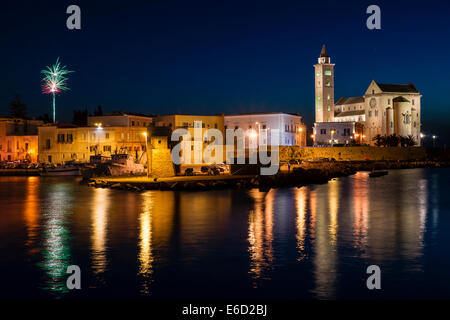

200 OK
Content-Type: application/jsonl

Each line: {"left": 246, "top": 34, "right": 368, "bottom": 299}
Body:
{"left": 279, "top": 146, "right": 428, "bottom": 162}
{"left": 151, "top": 149, "right": 175, "bottom": 177}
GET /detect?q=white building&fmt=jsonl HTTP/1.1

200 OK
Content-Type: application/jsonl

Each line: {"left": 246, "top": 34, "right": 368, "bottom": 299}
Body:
{"left": 88, "top": 112, "right": 153, "bottom": 128}
{"left": 224, "top": 112, "right": 306, "bottom": 147}
{"left": 313, "top": 45, "right": 422, "bottom": 146}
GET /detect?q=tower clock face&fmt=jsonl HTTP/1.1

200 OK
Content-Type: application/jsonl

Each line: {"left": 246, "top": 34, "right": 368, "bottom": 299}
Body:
{"left": 370, "top": 98, "right": 377, "bottom": 108}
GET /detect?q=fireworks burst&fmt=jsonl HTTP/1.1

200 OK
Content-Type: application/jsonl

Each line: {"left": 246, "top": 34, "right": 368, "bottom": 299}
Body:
{"left": 41, "top": 58, "right": 73, "bottom": 122}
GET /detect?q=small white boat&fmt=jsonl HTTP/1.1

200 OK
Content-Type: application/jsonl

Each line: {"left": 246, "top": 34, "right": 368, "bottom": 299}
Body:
{"left": 107, "top": 154, "right": 145, "bottom": 176}
{"left": 41, "top": 165, "right": 81, "bottom": 176}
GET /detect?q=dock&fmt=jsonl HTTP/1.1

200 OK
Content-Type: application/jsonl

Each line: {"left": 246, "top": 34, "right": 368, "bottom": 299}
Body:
{"left": 89, "top": 175, "right": 259, "bottom": 191}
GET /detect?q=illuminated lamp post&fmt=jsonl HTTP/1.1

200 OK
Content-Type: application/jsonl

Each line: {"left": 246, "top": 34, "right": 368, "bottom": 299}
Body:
{"left": 94, "top": 122, "right": 102, "bottom": 155}
{"left": 432, "top": 135, "right": 437, "bottom": 148}
{"left": 330, "top": 129, "right": 335, "bottom": 147}
{"left": 143, "top": 131, "right": 150, "bottom": 179}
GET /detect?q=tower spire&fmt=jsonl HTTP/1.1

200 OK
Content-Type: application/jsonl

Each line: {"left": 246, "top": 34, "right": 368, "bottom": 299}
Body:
{"left": 320, "top": 44, "right": 329, "bottom": 58}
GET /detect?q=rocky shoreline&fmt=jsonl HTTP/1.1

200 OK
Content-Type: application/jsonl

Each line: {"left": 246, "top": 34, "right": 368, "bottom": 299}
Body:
{"left": 86, "top": 160, "right": 450, "bottom": 192}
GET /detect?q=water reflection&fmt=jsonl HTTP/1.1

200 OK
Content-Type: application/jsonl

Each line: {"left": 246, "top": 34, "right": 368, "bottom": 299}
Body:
{"left": 24, "top": 177, "right": 40, "bottom": 256}
{"left": 91, "top": 188, "right": 109, "bottom": 280}
{"left": 313, "top": 181, "right": 338, "bottom": 299}
{"left": 40, "top": 183, "right": 72, "bottom": 293}
{"left": 0, "top": 168, "right": 442, "bottom": 299}
{"left": 248, "top": 189, "right": 274, "bottom": 286}
{"left": 352, "top": 172, "right": 369, "bottom": 249}
{"left": 138, "top": 191, "right": 154, "bottom": 295}
{"left": 295, "top": 187, "right": 307, "bottom": 259}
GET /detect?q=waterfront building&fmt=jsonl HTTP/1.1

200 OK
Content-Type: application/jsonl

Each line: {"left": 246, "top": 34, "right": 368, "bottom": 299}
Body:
{"left": 0, "top": 117, "right": 43, "bottom": 163}
{"left": 313, "top": 45, "right": 422, "bottom": 146}
{"left": 38, "top": 124, "right": 149, "bottom": 164}
{"left": 154, "top": 114, "right": 225, "bottom": 166}
{"left": 224, "top": 112, "right": 306, "bottom": 147}
{"left": 87, "top": 111, "right": 154, "bottom": 127}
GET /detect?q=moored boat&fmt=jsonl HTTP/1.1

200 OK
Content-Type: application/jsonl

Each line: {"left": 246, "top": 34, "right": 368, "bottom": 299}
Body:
{"left": 369, "top": 170, "right": 388, "bottom": 178}
{"left": 107, "top": 154, "right": 145, "bottom": 176}
{"left": 41, "top": 165, "right": 81, "bottom": 176}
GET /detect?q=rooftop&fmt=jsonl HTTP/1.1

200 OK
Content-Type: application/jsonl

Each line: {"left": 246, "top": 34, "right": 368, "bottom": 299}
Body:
{"left": 225, "top": 112, "right": 302, "bottom": 117}
{"left": 335, "top": 109, "right": 365, "bottom": 117}
{"left": 375, "top": 82, "right": 419, "bottom": 93}
{"left": 94, "top": 111, "right": 155, "bottom": 118}
{"left": 335, "top": 96, "right": 365, "bottom": 105}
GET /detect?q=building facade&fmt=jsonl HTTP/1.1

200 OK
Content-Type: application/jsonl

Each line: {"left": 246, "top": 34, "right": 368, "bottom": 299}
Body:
{"left": 88, "top": 112, "right": 153, "bottom": 128}
{"left": 154, "top": 114, "right": 225, "bottom": 165}
{"left": 38, "top": 124, "right": 149, "bottom": 164}
{"left": 0, "top": 118, "right": 43, "bottom": 163}
{"left": 313, "top": 45, "right": 422, "bottom": 146}
{"left": 224, "top": 112, "right": 306, "bottom": 147}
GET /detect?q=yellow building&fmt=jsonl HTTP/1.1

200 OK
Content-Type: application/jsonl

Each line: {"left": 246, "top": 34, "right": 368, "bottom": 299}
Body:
{"left": 38, "top": 124, "right": 149, "bottom": 164}
{"left": 0, "top": 118, "right": 43, "bottom": 163}
{"left": 154, "top": 114, "right": 225, "bottom": 166}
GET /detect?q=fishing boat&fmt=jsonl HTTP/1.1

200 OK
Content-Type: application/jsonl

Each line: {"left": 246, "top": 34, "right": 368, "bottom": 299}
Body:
{"left": 41, "top": 164, "right": 81, "bottom": 176}
{"left": 107, "top": 154, "right": 145, "bottom": 176}
{"left": 369, "top": 170, "right": 388, "bottom": 178}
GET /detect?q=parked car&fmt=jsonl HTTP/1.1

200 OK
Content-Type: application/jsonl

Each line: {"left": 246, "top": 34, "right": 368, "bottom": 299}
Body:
{"left": 200, "top": 166, "right": 209, "bottom": 174}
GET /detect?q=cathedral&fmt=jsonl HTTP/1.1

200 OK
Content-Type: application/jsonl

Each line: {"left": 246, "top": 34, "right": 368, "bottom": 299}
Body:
{"left": 313, "top": 45, "right": 422, "bottom": 146}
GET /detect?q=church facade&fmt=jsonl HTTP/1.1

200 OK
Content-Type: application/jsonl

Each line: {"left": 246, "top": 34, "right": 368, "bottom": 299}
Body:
{"left": 313, "top": 45, "right": 422, "bottom": 146}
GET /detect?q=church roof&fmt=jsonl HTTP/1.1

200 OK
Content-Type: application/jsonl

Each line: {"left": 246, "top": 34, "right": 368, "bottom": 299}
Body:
{"left": 320, "top": 44, "right": 329, "bottom": 57}
{"left": 376, "top": 82, "right": 419, "bottom": 93}
{"left": 335, "top": 109, "right": 366, "bottom": 117}
{"left": 392, "top": 96, "right": 410, "bottom": 103}
{"left": 335, "top": 96, "right": 365, "bottom": 105}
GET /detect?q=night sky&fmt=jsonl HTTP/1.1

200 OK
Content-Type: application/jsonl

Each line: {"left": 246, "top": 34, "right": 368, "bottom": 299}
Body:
{"left": 1, "top": 0, "right": 449, "bottom": 143}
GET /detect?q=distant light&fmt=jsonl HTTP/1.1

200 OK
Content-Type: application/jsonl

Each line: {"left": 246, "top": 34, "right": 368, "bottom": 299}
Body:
{"left": 420, "top": 133, "right": 425, "bottom": 138}
{"left": 433, "top": 135, "right": 437, "bottom": 139}
{"left": 298, "top": 127, "right": 303, "bottom": 132}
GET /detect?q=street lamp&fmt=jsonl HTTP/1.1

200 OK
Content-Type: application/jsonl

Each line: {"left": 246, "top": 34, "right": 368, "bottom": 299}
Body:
{"left": 143, "top": 131, "right": 149, "bottom": 179}
{"left": 94, "top": 122, "right": 103, "bottom": 155}
{"left": 432, "top": 135, "right": 437, "bottom": 148}
{"left": 330, "top": 129, "right": 335, "bottom": 147}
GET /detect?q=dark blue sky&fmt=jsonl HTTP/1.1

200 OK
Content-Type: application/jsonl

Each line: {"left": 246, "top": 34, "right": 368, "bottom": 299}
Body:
{"left": 1, "top": 0, "right": 449, "bottom": 141}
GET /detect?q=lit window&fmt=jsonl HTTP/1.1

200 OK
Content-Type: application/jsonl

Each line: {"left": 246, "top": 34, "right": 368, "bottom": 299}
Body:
{"left": 324, "top": 70, "right": 332, "bottom": 76}
{"left": 327, "top": 95, "right": 330, "bottom": 100}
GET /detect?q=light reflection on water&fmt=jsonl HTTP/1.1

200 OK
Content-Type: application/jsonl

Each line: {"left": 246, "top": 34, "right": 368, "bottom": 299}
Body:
{"left": 39, "top": 183, "right": 73, "bottom": 293}
{"left": 138, "top": 192, "right": 154, "bottom": 295}
{"left": 91, "top": 188, "right": 109, "bottom": 282}
{"left": 1, "top": 168, "right": 449, "bottom": 299}
{"left": 247, "top": 189, "right": 274, "bottom": 286}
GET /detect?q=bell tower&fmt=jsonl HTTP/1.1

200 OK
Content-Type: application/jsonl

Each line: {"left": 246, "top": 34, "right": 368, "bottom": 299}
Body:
{"left": 314, "top": 45, "right": 335, "bottom": 122}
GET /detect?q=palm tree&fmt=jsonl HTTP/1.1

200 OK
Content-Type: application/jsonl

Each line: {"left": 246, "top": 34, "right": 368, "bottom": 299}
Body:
{"left": 372, "top": 134, "right": 384, "bottom": 147}
{"left": 404, "top": 135, "right": 416, "bottom": 147}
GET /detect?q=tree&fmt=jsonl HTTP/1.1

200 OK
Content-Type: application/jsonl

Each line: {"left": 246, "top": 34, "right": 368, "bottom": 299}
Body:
{"left": 386, "top": 134, "right": 400, "bottom": 147}
{"left": 372, "top": 134, "right": 384, "bottom": 147}
{"left": 37, "top": 113, "right": 52, "bottom": 123}
{"left": 404, "top": 135, "right": 416, "bottom": 147}
{"left": 9, "top": 94, "right": 27, "bottom": 118}
{"left": 72, "top": 108, "right": 88, "bottom": 126}
{"left": 93, "top": 104, "right": 103, "bottom": 116}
